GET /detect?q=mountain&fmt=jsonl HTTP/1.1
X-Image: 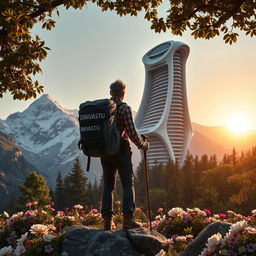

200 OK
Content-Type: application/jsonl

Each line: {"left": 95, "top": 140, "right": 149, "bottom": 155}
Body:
{"left": 0, "top": 131, "right": 36, "bottom": 206}
{"left": 191, "top": 122, "right": 256, "bottom": 156}
{"left": 1, "top": 94, "right": 255, "bottom": 194}
{"left": 0, "top": 94, "right": 103, "bottom": 187}
{"left": 189, "top": 130, "right": 229, "bottom": 159}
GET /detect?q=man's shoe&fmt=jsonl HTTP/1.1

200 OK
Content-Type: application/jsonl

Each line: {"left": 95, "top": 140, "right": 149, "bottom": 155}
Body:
{"left": 122, "top": 212, "right": 142, "bottom": 229}
{"left": 103, "top": 215, "right": 116, "bottom": 231}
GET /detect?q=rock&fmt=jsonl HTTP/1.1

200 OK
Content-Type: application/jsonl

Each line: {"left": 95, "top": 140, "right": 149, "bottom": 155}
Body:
{"left": 126, "top": 227, "right": 168, "bottom": 256}
{"left": 62, "top": 226, "right": 167, "bottom": 256}
{"left": 179, "top": 222, "right": 231, "bottom": 256}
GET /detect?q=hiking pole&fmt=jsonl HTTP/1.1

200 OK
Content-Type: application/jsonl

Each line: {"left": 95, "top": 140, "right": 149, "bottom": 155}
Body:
{"left": 141, "top": 135, "right": 152, "bottom": 232}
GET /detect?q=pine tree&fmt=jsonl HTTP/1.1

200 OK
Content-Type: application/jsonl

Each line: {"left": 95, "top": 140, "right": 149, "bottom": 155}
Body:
{"left": 19, "top": 171, "right": 51, "bottom": 206}
{"left": 55, "top": 172, "right": 64, "bottom": 210}
{"left": 180, "top": 153, "right": 194, "bottom": 207}
{"left": 63, "top": 157, "right": 88, "bottom": 207}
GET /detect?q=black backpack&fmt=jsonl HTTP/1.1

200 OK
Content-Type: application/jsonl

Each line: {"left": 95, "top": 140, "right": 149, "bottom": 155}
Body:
{"left": 78, "top": 98, "right": 122, "bottom": 171}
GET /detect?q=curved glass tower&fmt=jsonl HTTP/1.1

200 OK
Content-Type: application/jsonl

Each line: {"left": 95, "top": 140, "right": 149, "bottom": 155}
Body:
{"left": 135, "top": 41, "right": 193, "bottom": 167}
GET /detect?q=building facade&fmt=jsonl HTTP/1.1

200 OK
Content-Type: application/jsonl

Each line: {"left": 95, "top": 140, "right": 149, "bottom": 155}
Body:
{"left": 135, "top": 41, "right": 193, "bottom": 167}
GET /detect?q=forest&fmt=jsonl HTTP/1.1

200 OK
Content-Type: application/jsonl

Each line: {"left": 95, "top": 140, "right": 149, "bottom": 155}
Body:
{"left": 8, "top": 147, "right": 256, "bottom": 216}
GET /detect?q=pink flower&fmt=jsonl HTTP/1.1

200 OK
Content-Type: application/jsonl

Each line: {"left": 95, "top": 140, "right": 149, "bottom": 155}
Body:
{"left": 48, "top": 224, "right": 56, "bottom": 231}
{"left": 90, "top": 209, "right": 98, "bottom": 214}
{"left": 57, "top": 211, "right": 64, "bottom": 215}
{"left": 115, "top": 201, "right": 121, "bottom": 205}
{"left": 157, "top": 208, "right": 164, "bottom": 213}
{"left": 50, "top": 201, "right": 55, "bottom": 206}
{"left": 25, "top": 202, "right": 32, "bottom": 207}
{"left": 204, "top": 209, "right": 211, "bottom": 215}
{"left": 218, "top": 213, "right": 226, "bottom": 218}
{"left": 31, "top": 201, "right": 38, "bottom": 205}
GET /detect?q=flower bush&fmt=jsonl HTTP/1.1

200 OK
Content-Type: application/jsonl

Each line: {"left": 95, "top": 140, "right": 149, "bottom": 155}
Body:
{"left": 1, "top": 203, "right": 256, "bottom": 256}
{"left": 153, "top": 208, "right": 256, "bottom": 256}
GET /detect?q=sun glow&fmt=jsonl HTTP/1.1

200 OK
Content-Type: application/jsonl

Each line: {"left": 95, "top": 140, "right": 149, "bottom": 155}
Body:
{"left": 226, "top": 113, "right": 251, "bottom": 134}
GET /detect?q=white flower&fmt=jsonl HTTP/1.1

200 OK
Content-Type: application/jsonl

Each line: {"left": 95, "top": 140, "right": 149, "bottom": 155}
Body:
{"left": 168, "top": 207, "right": 185, "bottom": 217}
{"left": 30, "top": 224, "right": 49, "bottom": 235}
{"left": 251, "top": 209, "right": 256, "bottom": 215}
{"left": 175, "top": 235, "right": 187, "bottom": 242}
{"left": 0, "top": 246, "right": 13, "bottom": 256}
{"left": 206, "top": 233, "right": 223, "bottom": 248}
{"left": 155, "top": 249, "right": 166, "bottom": 256}
{"left": 43, "top": 233, "right": 55, "bottom": 242}
{"left": 228, "top": 220, "right": 247, "bottom": 236}
{"left": 2, "top": 211, "right": 9, "bottom": 218}
{"left": 17, "top": 232, "right": 28, "bottom": 245}
{"left": 14, "top": 244, "right": 26, "bottom": 256}
{"left": 67, "top": 216, "right": 76, "bottom": 221}
{"left": 245, "top": 227, "right": 256, "bottom": 234}
{"left": 61, "top": 252, "right": 69, "bottom": 256}
{"left": 74, "top": 204, "right": 83, "bottom": 209}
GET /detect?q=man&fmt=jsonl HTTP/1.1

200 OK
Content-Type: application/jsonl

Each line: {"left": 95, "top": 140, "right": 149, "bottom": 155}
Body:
{"left": 101, "top": 80, "right": 149, "bottom": 230}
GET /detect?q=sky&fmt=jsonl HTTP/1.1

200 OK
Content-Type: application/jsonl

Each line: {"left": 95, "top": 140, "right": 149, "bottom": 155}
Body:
{"left": 0, "top": 3, "right": 256, "bottom": 130}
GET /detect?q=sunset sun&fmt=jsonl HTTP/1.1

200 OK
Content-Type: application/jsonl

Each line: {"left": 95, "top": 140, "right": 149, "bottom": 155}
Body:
{"left": 226, "top": 113, "right": 251, "bottom": 134}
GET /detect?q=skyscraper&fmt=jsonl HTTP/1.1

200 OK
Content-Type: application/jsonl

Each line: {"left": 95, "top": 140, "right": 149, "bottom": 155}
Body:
{"left": 135, "top": 41, "right": 193, "bottom": 167}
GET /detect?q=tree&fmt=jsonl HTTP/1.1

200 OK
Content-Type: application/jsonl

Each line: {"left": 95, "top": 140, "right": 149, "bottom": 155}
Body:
{"left": 180, "top": 153, "right": 194, "bottom": 207}
{"left": 63, "top": 157, "right": 88, "bottom": 207}
{"left": 19, "top": 171, "right": 51, "bottom": 206}
{"left": 54, "top": 172, "right": 64, "bottom": 210}
{"left": 1, "top": 0, "right": 255, "bottom": 100}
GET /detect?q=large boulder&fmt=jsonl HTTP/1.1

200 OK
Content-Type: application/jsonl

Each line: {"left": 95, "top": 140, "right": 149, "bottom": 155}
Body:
{"left": 62, "top": 226, "right": 167, "bottom": 256}
{"left": 180, "top": 222, "right": 231, "bottom": 256}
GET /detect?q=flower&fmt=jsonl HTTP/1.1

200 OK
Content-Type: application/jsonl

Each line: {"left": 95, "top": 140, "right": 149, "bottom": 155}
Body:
{"left": 25, "top": 202, "right": 32, "bottom": 207}
{"left": 246, "top": 243, "right": 256, "bottom": 253}
{"left": 157, "top": 208, "right": 164, "bottom": 212}
{"left": 31, "top": 201, "right": 38, "bottom": 205}
{"left": 2, "top": 211, "right": 9, "bottom": 218}
{"left": 206, "top": 233, "right": 223, "bottom": 249}
{"left": 67, "top": 216, "right": 76, "bottom": 221}
{"left": 44, "top": 245, "right": 54, "bottom": 253}
{"left": 203, "top": 209, "right": 211, "bottom": 215}
{"left": 168, "top": 207, "right": 185, "bottom": 217}
{"left": 14, "top": 245, "right": 26, "bottom": 256}
{"left": 74, "top": 204, "right": 83, "bottom": 209}
{"left": 115, "top": 201, "right": 121, "bottom": 205}
{"left": 90, "top": 209, "right": 98, "bottom": 214}
{"left": 30, "top": 224, "right": 49, "bottom": 235}
{"left": 245, "top": 227, "right": 256, "bottom": 234}
{"left": 17, "top": 232, "right": 28, "bottom": 245}
{"left": 228, "top": 220, "right": 247, "bottom": 236}
{"left": 43, "top": 234, "right": 55, "bottom": 242}
{"left": 175, "top": 235, "right": 187, "bottom": 242}
{"left": 48, "top": 224, "right": 56, "bottom": 231}
{"left": 251, "top": 209, "right": 256, "bottom": 216}
{"left": 61, "top": 252, "right": 69, "bottom": 256}
{"left": 0, "top": 246, "right": 13, "bottom": 256}
{"left": 155, "top": 249, "right": 166, "bottom": 256}
{"left": 218, "top": 213, "right": 226, "bottom": 218}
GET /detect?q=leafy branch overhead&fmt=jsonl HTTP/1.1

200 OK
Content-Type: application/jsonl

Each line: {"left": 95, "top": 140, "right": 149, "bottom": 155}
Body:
{"left": 0, "top": 0, "right": 255, "bottom": 100}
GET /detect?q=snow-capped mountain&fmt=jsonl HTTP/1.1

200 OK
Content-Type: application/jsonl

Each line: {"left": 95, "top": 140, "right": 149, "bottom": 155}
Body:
{"left": 0, "top": 94, "right": 103, "bottom": 187}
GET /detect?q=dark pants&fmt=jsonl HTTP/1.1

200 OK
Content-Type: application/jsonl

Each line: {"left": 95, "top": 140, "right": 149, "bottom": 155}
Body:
{"left": 100, "top": 150, "right": 135, "bottom": 217}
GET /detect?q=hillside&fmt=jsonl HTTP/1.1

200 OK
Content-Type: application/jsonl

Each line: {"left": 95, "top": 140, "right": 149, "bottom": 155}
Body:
{"left": 0, "top": 131, "right": 37, "bottom": 206}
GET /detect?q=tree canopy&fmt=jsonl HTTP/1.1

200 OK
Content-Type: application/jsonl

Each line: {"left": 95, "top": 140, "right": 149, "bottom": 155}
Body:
{"left": 0, "top": 0, "right": 255, "bottom": 100}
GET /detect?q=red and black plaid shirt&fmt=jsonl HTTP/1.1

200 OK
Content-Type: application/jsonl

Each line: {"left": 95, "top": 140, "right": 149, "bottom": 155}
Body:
{"left": 111, "top": 97, "right": 144, "bottom": 149}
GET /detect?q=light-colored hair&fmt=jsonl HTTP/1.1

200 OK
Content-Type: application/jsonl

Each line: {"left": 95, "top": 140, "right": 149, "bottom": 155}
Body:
{"left": 110, "top": 80, "right": 126, "bottom": 97}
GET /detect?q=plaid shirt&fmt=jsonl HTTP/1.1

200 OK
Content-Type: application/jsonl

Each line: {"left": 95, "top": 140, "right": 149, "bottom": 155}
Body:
{"left": 111, "top": 97, "right": 144, "bottom": 149}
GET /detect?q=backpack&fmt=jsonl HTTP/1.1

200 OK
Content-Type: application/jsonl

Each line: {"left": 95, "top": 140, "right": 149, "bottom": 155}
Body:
{"left": 78, "top": 98, "right": 122, "bottom": 171}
